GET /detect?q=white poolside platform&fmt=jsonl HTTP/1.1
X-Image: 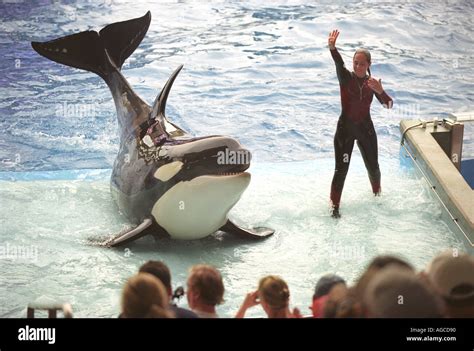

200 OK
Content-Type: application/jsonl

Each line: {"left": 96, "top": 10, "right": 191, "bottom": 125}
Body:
{"left": 400, "top": 112, "right": 474, "bottom": 252}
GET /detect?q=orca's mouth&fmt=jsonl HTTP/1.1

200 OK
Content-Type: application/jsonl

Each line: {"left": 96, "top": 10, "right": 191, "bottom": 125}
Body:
{"left": 213, "top": 171, "right": 248, "bottom": 177}
{"left": 209, "top": 162, "right": 250, "bottom": 177}
{"left": 172, "top": 143, "right": 252, "bottom": 182}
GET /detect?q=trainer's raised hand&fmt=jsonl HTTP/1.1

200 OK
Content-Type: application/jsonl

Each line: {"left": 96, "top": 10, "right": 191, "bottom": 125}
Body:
{"left": 328, "top": 29, "right": 340, "bottom": 50}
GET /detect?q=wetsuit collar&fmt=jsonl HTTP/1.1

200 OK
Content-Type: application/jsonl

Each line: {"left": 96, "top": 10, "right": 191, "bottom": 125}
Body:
{"left": 352, "top": 71, "right": 369, "bottom": 80}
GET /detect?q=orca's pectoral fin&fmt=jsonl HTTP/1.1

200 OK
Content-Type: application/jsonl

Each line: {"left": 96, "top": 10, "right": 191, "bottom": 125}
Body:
{"left": 220, "top": 219, "right": 274, "bottom": 239}
{"left": 103, "top": 218, "right": 153, "bottom": 247}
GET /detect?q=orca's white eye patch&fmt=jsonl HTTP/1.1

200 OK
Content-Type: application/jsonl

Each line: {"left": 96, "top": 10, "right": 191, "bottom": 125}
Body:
{"left": 154, "top": 161, "right": 183, "bottom": 181}
{"left": 142, "top": 135, "right": 154, "bottom": 147}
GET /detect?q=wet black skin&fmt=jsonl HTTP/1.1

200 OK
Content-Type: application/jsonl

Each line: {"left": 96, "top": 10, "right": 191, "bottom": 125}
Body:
{"left": 31, "top": 11, "right": 273, "bottom": 245}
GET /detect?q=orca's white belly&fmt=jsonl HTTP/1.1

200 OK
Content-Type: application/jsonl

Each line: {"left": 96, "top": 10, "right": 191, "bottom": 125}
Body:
{"left": 151, "top": 173, "right": 250, "bottom": 240}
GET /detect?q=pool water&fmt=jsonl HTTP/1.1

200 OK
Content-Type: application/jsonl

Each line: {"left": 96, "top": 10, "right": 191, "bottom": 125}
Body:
{"left": 0, "top": 1, "right": 472, "bottom": 317}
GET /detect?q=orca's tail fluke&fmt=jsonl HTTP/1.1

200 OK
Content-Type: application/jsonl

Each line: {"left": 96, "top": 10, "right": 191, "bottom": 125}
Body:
{"left": 31, "top": 11, "right": 151, "bottom": 80}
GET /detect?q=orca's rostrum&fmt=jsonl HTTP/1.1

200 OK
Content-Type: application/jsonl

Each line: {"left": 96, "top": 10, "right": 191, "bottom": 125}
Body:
{"left": 32, "top": 11, "right": 274, "bottom": 246}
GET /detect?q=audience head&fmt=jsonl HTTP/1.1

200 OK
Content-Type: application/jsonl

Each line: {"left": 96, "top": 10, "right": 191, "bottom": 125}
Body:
{"left": 187, "top": 264, "right": 224, "bottom": 312}
{"left": 124, "top": 252, "right": 473, "bottom": 319}
{"left": 355, "top": 255, "right": 414, "bottom": 307}
{"left": 427, "top": 250, "right": 474, "bottom": 318}
{"left": 311, "top": 274, "right": 346, "bottom": 317}
{"left": 121, "top": 273, "right": 174, "bottom": 318}
{"left": 258, "top": 275, "right": 290, "bottom": 317}
{"left": 139, "top": 260, "right": 172, "bottom": 296}
{"left": 367, "top": 255, "right": 414, "bottom": 271}
{"left": 363, "top": 266, "right": 444, "bottom": 318}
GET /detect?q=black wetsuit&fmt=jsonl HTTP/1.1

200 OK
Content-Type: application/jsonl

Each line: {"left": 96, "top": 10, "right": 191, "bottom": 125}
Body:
{"left": 329, "top": 48, "right": 393, "bottom": 209}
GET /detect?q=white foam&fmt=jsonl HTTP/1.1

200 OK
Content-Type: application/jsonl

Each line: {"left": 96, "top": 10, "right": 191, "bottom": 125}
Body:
{"left": 0, "top": 159, "right": 464, "bottom": 317}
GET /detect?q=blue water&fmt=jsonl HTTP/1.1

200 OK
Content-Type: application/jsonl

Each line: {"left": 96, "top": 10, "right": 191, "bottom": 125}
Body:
{"left": 0, "top": 1, "right": 472, "bottom": 317}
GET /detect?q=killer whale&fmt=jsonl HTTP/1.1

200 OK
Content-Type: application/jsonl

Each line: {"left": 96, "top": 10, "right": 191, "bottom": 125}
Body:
{"left": 31, "top": 11, "right": 274, "bottom": 246}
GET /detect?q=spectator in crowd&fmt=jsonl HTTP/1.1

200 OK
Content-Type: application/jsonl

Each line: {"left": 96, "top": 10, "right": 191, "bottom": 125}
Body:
{"left": 365, "top": 255, "right": 414, "bottom": 271}
{"left": 355, "top": 255, "right": 414, "bottom": 298}
{"left": 322, "top": 255, "right": 414, "bottom": 318}
{"left": 363, "top": 266, "right": 444, "bottom": 318}
{"left": 426, "top": 250, "right": 474, "bottom": 318}
{"left": 186, "top": 264, "right": 224, "bottom": 318}
{"left": 139, "top": 260, "right": 197, "bottom": 318}
{"left": 330, "top": 289, "right": 361, "bottom": 318}
{"left": 121, "top": 272, "right": 174, "bottom": 318}
{"left": 310, "top": 274, "right": 346, "bottom": 318}
{"left": 236, "top": 275, "right": 301, "bottom": 318}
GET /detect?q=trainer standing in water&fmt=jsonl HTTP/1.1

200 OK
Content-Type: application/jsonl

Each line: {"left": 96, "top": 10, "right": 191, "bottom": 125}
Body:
{"left": 328, "top": 29, "right": 393, "bottom": 218}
